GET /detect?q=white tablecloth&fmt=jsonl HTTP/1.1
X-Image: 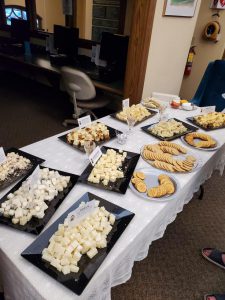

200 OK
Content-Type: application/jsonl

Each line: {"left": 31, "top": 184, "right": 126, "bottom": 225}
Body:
{"left": 1, "top": 108, "right": 225, "bottom": 300}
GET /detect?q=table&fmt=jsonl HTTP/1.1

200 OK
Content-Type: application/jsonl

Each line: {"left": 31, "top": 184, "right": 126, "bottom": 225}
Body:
{"left": 0, "top": 52, "right": 124, "bottom": 96}
{"left": 1, "top": 108, "right": 225, "bottom": 300}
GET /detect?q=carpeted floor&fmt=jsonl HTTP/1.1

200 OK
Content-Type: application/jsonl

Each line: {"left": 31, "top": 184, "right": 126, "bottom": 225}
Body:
{"left": 1, "top": 72, "right": 225, "bottom": 300}
{"left": 112, "top": 174, "right": 225, "bottom": 300}
{"left": 0, "top": 72, "right": 113, "bottom": 148}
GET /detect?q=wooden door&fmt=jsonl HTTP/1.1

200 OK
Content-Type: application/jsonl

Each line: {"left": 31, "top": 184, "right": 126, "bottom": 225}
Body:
{"left": 124, "top": 0, "right": 157, "bottom": 104}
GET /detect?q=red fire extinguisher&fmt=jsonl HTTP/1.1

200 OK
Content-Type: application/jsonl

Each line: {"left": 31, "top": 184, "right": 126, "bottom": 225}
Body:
{"left": 184, "top": 46, "right": 196, "bottom": 76}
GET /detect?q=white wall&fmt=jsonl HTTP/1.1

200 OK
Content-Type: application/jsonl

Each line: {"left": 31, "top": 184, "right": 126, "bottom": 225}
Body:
{"left": 76, "top": 0, "right": 93, "bottom": 39}
{"left": 142, "top": 0, "right": 201, "bottom": 99}
{"left": 36, "top": 0, "right": 65, "bottom": 33}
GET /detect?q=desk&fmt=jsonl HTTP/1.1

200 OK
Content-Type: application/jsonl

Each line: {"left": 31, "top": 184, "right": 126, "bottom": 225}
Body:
{"left": 0, "top": 108, "right": 225, "bottom": 300}
{"left": 0, "top": 52, "right": 124, "bottom": 96}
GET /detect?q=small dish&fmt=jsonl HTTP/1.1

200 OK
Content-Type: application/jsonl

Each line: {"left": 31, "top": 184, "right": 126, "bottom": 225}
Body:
{"left": 181, "top": 104, "right": 198, "bottom": 111}
{"left": 180, "top": 135, "right": 220, "bottom": 151}
{"left": 129, "top": 168, "right": 180, "bottom": 202}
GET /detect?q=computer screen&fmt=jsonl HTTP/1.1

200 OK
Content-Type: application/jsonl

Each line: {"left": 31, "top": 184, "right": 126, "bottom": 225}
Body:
{"left": 99, "top": 32, "right": 129, "bottom": 63}
{"left": 54, "top": 25, "right": 79, "bottom": 58}
{"left": 99, "top": 32, "right": 129, "bottom": 76}
{"left": 11, "top": 18, "right": 30, "bottom": 42}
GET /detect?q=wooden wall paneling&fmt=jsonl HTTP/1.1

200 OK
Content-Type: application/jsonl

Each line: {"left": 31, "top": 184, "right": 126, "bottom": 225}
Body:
{"left": 124, "top": 0, "right": 157, "bottom": 104}
{"left": 25, "top": 0, "right": 37, "bottom": 31}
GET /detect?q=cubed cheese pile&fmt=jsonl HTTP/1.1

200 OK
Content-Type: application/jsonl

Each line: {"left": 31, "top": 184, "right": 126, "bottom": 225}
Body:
{"left": 0, "top": 152, "right": 31, "bottom": 183}
{"left": 194, "top": 112, "right": 225, "bottom": 128}
{"left": 67, "top": 122, "right": 110, "bottom": 147}
{"left": 150, "top": 119, "right": 187, "bottom": 138}
{"left": 0, "top": 168, "right": 70, "bottom": 226}
{"left": 42, "top": 201, "right": 116, "bottom": 275}
{"left": 88, "top": 149, "right": 127, "bottom": 186}
{"left": 116, "top": 104, "right": 151, "bottom": 122}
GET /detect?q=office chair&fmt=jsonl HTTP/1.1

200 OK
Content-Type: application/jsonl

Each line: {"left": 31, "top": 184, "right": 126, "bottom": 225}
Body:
{"left": 191, "top": 60, "right": 225, "bottom": 111}
{"left": 61, "top": 67, "right": 110, "bottom": 126}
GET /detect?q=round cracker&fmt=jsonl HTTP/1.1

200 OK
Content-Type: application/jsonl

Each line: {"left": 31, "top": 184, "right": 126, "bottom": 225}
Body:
{"left": 131, "top": 177, "right": 143, "bottom": 184}
{"left": 136, "top": 182, "right": 147, "bottom": 193}
{"left": 136, "top": 171, "right": 145, "bottom": 180}
{"left": 147, "top": 187, "right": 157, "bottom": 198}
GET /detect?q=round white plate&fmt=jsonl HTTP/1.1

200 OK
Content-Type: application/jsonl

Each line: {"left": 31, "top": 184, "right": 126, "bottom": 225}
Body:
{"left": 140, "top": 144, "right": 203, "bottom": 174}
{"left": 180, "top": 135, "right": 220, "bottom": 151}
{"left": 129, "top": 168, "right": 180, "bottom": 202}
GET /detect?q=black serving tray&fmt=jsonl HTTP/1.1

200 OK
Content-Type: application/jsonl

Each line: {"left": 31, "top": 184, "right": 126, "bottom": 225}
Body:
{"left": 187, "top": 116, "right": 225, "bottom": 131}
{"left": 21, "top": 192, "right": 134, "bottom": 295}
{"left": 0, "top": 148, "right": 45, "bottom": 191}
{"left": 58, "top": 123, "right": 120, "bottom": 153}
{"left": 110, "top": 109, "right": 157, "bottom": 126}
{"left": 0, "top": 166, "right": 79, "bottom": 234}
{"left": 78, "top": 146, "right": 140, "bottom": 194}
{"left": 141, "top": 118, "right": 199, "bottom": 141}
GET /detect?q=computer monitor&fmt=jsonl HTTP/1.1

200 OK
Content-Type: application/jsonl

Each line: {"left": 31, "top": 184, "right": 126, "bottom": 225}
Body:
{"left": 54, "top": 25, "right": 79, "bottom": 58}
{"left": 99, "top": 32, "right": 129, "bottom": 76}
{"left": 11, "top": 18, "right": 30, "bottom": 43}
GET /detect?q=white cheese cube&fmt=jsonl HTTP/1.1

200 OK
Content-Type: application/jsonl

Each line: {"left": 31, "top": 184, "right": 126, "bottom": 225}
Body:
{"left": 60, "top": 258, "right": 70, "bottom": 266}
{"left": 109, "top": 214, "right": 115, "bottom": 225}
{"left": 87, "top": 248, "right": 98, "bottom": 259}
{"left": 56, "top": 264, "right": 62, "bottom": 272}
{"left": 70, "top": 265, "right": 79, "bottom": 273}
{"left": 54, "top": 243, "right": 65, "bottom": 257}
{"left": 50, "top": 258, "right": 60, "bottom": 269}
{"left": 1, "top": 202, "right": 7, "bottom": 208}
{"left": 19, "top": 216, "right": 28, "bottom": 226}
{"left": 73, "top": 251, "right": 82, "bottom": 261}
{"left": 15, "top": 207, "right": 23, "bottom": 218}
{"left": 42, "top": 253, "right": 53, "bottom": 263}
{"left": 48, "top": 241, "right": 55, "bottom": 255}
{"left": 7, "top": 193, "right": 14, "bottom": 199}
{"left": 12, "top": 218, "right": 19, "bottom": 224}
{"left": 62, "top": 266, "right": 70, "bottom": 275}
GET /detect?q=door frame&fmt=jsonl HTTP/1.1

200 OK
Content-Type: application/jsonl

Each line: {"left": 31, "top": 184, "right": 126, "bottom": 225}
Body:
{"left": 124, "top": 0, "right": 157, "bottom": 104}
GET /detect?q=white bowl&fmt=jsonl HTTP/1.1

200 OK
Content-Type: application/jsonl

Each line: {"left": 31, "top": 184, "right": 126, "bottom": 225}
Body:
{"left": 182, "top": 103, "right": 192, "bottom": 110}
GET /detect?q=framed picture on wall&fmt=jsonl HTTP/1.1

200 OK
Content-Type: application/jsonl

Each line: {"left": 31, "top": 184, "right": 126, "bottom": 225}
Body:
{"left": 211, "top": 0, "right": 225, "bottom": 9}
{"left": 163, "top": 0, "right": 198, "bottom": 17}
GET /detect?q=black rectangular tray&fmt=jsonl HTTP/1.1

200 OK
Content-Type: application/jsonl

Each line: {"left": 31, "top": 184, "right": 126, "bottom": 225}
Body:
{"left": 187, "top": 116, "right": 225, "bottom": 131}
{"left": 21, "top": 192, "right": 134, "bottom": 295}
{"left": 141, "top": 118, "right": 199, "bottom": 141}
{"left": 110, "top": 108, "right": 157, "bottom": 126}
{"left": 58, "top": 123, "right": 121, "bottom": 153}
{"left": 78, "top": 146, "right": 140, "bottom": 194}
{"left": 0, "top": 148, "right": 45, "bottom": 191}
{"left": 0, "top": 166, "right": 79, "bottom": 234}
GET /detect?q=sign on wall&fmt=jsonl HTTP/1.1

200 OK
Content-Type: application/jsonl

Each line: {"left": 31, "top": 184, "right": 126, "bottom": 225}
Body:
{"left": 163, "top": 0, "right": 199, "bottom": 17}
